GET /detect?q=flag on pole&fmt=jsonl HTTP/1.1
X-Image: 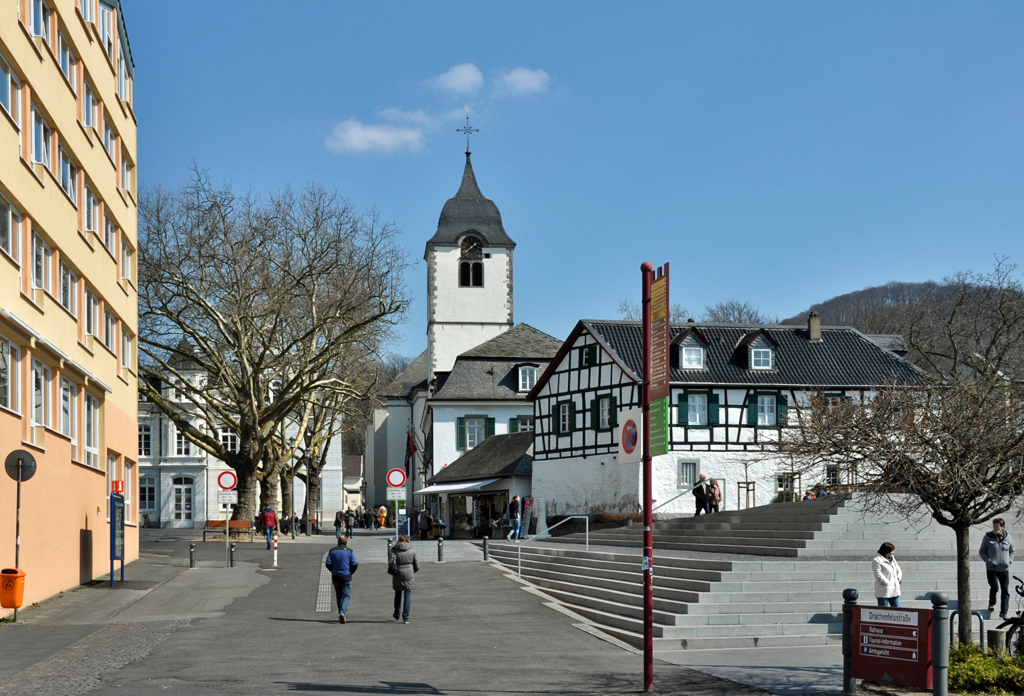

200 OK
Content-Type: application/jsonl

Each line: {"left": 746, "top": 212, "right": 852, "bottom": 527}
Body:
{"left": 404, "top": 432, "right": 417, "bottom": 475}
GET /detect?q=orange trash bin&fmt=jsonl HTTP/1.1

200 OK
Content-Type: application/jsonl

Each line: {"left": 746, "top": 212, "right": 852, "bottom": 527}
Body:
{"left": 1, "top": 568, "right": 25, "bottom": 609}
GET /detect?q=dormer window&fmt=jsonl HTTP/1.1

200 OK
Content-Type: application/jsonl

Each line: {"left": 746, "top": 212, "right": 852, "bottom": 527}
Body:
{"left": 459, "top": 236, "right": 483, "bottom": 287}
{"left": 682, "top": 347, "right": 704, "bottom": 369}
{"left": 519, "top": 366, "right": 537, "bottom": 392}
{"left": 751, "top": 348, "right": 773, "bottom": 370}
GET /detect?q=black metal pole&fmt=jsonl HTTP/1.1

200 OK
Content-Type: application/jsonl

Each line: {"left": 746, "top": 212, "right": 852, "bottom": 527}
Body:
{"left": 14, "top": 459, "right": 21, "bottom": 623}
{"left": 842, "top": 588, "right": 859, "bottom": 696}
{"left": 932, "top": 592, "right": 950, "bottom": 696}
{"left": 482, "top": 536, "right": 489, "bottom": 561}
{"left": 190, "top": 543, "right": 196, "bottom": 569}
{"left": 438, "top": 537, "right": 444, "bottom": 563}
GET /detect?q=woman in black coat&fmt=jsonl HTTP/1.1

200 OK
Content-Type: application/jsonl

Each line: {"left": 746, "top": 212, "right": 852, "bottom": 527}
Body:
{"left": 389, "top": 535, "right": 420, "bottom": 623}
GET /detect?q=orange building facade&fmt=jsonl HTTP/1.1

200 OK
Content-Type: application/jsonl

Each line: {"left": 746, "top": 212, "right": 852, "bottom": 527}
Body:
{"left": 1, "top": 0, "right": 138, "bottom": 614}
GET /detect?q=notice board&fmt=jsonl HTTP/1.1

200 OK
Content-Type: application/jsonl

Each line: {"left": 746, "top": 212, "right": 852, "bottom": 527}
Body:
{"left": 851, "top": 606, "right": 932, "bottom": 690}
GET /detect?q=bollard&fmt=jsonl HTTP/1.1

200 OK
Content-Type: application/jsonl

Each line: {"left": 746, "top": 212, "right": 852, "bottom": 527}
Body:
{"left": 272, "top": 536, "right": 279, "bottom": 568}
{"left": 438, "top": 537, "right": 444, "bottom": 563}
{"left": 387, "top": 539, "right": 393, "bottom": 556}
{"left": 988, "top": 629, "right": 1007, "bottom": 655}
{"left": 842, "top": 588, "right": 859, "bottom": 696}
{"left": 482, "top": 536, "right": 489, "bottom": 561}
{"left": 932, "top": 592, "right": 950, "bottom": 696}
{"left": 230, "top": 543, "right": 236, "bottom": 568}
{"left": 189, "top": 543, "right": 196, "bottom": 569}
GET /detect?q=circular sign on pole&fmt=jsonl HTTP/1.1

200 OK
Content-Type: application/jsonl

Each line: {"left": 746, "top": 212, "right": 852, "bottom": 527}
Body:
{"left": 386, "top": 468, "right": 407, "bottom": 488}
{"left": 217, "top": 471, "right": 238, "bottom": 490}
{"left": 4, "top": 450, "right": 37, "bottom": 482}
{"left": 621, "top": 420, "right": 638, "bottom": 456}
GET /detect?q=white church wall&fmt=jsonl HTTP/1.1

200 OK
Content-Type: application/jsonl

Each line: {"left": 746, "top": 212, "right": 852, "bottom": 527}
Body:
{"left": 430, "top": 247, "right": 511, "bottom": 324}
{"left": 429, "top": 324, "right": 510, "bottom": 377}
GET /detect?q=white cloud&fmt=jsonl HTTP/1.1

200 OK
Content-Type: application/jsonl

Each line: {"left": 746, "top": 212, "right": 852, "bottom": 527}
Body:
{"left": 379, "top": 107, "right": 464, "bottom": 129}
{"left": 494, "top": 67, "right": 551, "bottom": 96}
{"left": 325, "top": 118, "right": 424, "bottom": 154}
{"left": 427, "top": 63, "right": 484, "bottom": 95}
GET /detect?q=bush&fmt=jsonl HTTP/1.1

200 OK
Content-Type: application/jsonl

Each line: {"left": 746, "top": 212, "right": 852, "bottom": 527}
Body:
{"left": 949, "top": 643, "right": 1024, "bottom": 694}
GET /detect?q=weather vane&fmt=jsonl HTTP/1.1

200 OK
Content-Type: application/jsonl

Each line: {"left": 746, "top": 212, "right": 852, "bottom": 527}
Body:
{"left": 457, "top": 106, "right": 479, "bottom": 154}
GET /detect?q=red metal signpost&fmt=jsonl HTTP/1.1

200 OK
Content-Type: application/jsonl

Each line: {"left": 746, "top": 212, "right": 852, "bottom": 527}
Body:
{"left": 852, "top": 607, "right": 933, "bottom": 690}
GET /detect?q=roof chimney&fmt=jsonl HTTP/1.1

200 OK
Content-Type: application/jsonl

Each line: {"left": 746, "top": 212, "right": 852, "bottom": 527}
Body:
{"left": 808, "top": 312, "right": 822, "bottom": 343}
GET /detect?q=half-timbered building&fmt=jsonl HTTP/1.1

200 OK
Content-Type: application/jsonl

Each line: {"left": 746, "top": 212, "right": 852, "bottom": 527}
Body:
{"left": 528, "top": 313, "right": 923, "bottom": 516}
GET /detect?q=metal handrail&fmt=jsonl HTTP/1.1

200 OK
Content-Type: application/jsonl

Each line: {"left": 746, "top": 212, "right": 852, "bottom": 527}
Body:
{"left": 652, "top": 483, "right": 701, "bottom": 513}
{"left": 517, "top": 515, "right": 589, "bottom": 578}
{"left": 950, "top": 610, "right": 986, "bottom": 652}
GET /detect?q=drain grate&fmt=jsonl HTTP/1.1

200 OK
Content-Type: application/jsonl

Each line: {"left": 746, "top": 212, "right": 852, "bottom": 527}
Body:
{"left": 315, "top": 552, "right": 333, "bottom": 612}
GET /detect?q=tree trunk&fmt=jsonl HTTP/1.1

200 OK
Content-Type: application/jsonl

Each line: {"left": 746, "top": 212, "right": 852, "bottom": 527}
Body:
{"left": 260, "top": 467, "right": 281, "bottom": 511}
{"left": 232, "top": 463, "right": 259, "bottom": 522}
{"left": 955, "top": 523, "right": 973, "bottom": 644}
{"left": 280, "top": 467, "right": 294, "bottom": 521}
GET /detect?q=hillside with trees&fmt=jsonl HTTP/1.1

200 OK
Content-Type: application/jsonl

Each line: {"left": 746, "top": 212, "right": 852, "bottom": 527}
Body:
{"left": 780, "top": 281, "right": 938, "bottom": 334}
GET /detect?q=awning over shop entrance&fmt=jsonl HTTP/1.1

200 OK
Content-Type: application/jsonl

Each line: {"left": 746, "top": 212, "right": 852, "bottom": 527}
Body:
{"left": 414, "top": 478, "right": 501, "bottom": 496}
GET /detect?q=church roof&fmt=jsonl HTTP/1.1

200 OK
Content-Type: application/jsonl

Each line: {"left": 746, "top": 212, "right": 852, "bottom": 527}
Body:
{"left": 425, "top": 154, "right": 516, "bottom": 255}
{"left": 427, "top": 432, "right": 533, "bottom": 484}
{"left": 460, "top": 324, "right": 563, "bottom": 359}
{"left": 382, "top": 349, "right": 429, "bottom": 399}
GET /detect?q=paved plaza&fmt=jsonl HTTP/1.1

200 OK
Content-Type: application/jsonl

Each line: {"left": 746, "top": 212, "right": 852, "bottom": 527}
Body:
{"left": 0, "top": 528, "right": 845, "bottom": 696}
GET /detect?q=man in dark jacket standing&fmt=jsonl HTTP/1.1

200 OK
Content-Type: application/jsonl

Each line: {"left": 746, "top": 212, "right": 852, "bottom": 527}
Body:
{"left": 389, "top": 536, "right": 419, "bottom": 623}
{"left": 980, "top": 518, "right": 1016, "bottom": 619}
{"left": 506, "top": 496, "right": 522, "bottom": 542}
{"left": 692, "top": 475, "right": 710, "bottom": 517}
{"left": 259, "top": 506, "right": 279, "bottom": 549}
{"left": 325, "top": 536, "right": 358, "bottom": 623}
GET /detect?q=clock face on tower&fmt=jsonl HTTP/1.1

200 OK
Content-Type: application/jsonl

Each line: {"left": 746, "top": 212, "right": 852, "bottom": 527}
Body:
{"left": 461, "top": 236, "right": 483, "bottom": 259}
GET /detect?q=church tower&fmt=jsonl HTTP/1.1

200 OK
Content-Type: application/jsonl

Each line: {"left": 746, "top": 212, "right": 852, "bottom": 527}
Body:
{"left": 425, "top": 152, "right": 515, "bottom": 388}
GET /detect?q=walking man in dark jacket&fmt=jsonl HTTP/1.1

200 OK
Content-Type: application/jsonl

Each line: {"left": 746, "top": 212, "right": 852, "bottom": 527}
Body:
{"left": 692, "top": 475, "right": 710, "bottom": 517}
{"left": 506, "top": 496, "right": 522, "bottom": 542}
{"left": 259, "top": 506, "right": 279, "bottom": 549}
{"left": 981, "top": 518, "right": 1015, "bottom": 619}
{"left": 344, "top": 507, "right": 356, "bottom": 538}
{"left": 389, "top": 536, "right": 419, "bottom": 623}
{"left": 325, "top": 536, "right": 358, "bottom": 623}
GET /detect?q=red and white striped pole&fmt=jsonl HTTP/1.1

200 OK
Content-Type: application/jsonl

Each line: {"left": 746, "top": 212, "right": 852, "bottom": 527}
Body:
{"left": 273, "top": 535, "right": 279, "bottom": 567}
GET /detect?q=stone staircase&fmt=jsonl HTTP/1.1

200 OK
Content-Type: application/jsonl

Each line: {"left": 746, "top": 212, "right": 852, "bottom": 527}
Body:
{"left": 480, "top": 495, "right": 1006, "bottom": 650}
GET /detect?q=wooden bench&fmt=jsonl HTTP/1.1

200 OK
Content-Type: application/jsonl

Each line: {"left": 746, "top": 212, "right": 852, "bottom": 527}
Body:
{"left": 202, "top": 520, "right": 255, "bottom": 542}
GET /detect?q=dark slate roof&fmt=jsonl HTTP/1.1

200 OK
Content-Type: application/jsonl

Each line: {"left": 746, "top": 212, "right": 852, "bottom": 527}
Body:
{"left": 866, "top": 335, "right": 909, "bottom": 357}
{"left": 431, "top": 325, "right": 561, "bottom": 400}
{"left": 424, "top": 154, "right": 515, "bottom": 254}
{"left": 584, "top": 320, "right": 925, "bottom": 388}
{"left": 427, "top": 432, "right": 533, "bottom": 484}
{"left": 341, "top": 455, "right": 363, "bottom": 478}
{"left": 383, "top": 350, "right": 429, "bottom": 399}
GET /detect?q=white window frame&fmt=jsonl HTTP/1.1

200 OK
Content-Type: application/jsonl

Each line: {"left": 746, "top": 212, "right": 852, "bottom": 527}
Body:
{"left": 103, "top": 118, "right": 115, "bottom": 159}
{"left": 219, "top": 428, "right": 239, "bottom": 453}
{"left": 138, "top": 423, "right": 151, "bottom": 457}
{"left": 751, "top": 348, "right": 773, "bottom": 370}
{"left": 83, "top": 82, "right": 97, "bottom": 129}
{"left": 60, "top": 376, "right": 76, "bottom": 439}
{"left": 465, "top": 417, "right": 485, "bottom": 450}
{"left": 757, "top": 394, "right": 777, "bottom": 427}
{"left": 777, "top": 473, "right": 795, "bottom": 492}
{"left": 81, "top": 0, "right": 95, "bottom": 24}
{"left": 107, "top": 453, "right": 116, "bottom": 496}
{"left": 99, "top": 2, "right": 114, "bottom": 61}
{"left": 85, "top": 186, "right": 98, "bottom": 233}
{"left": 559, "top": 402, "right": 571, "bottom": 434}
{"left": 120, "top": 151, "right": 132, "bottom": 191}
{"left": 0, "top": 195, "right": 20, "bottom": 262}
{"left": 31, "top": 0, "right": 51, "bottom": 41}
{"left": 121, "top": 239, "right": 132, "bottom": 279}
{"left": 32, "top": 359, "right": 51, "bottom": 427}
{"left": 517, "top": 415, "right": 535, "bottom": 432}
{"left": 0, "top": 53, "right": 21, "bottom": 126}
{"left": 104, "top": 214, "right": 115, "bottom": 250}
{"left": 32, "top": 233, "right": 51, "bottom": 291}
{"left": 175, "top": 428, "right": 191, "bottom": 456}
{"left": 518, "top": 366, "right": 537, "bottom": 392}
{"left": 0, "top": 337, "right": 18, "bottom": 412}
{"left": 682, "top": 346, "right": 704, "bottom": 369}
{"left": 85, "top": 393, "right": 99, "bottom": 467}
{"left": 85, "top": 288, "right": 98, "bottom": 336}
{"left": 104, "top": 310, "right": 116, "bottom": 351}
{"left": 688, "top": 393, "right": 708, "bottom": 426}
{"left": 124, "top": 460, "right": 133, "bottom": 522}
{"left": 59, "top": 261, "right": 77, "bottom": 315}
{"left": 121, "top": 330, "right": 132, "bottom": 369}
{"left": 598, "top": 397, "right": 611, "bottom": 430}
{"left": 117, "top": 38, "right": 130, "bottom": 102}
{"left": 58, "top": 32, "right": 76, "bottom": 89}
{"left": 59, "top": 148, "right": 77, "bottom": 202}
{"left": 140, "top": 477, "right": 156, "bottom": 511}
{"left": 678, "top": 460, "right": 698, "bottom": 490}
{"left": 32, "top": 106, "right": 51, "bottom": 168}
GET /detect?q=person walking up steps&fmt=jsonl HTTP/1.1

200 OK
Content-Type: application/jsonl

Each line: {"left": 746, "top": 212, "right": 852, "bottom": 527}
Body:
{"left": 259, "top": 505, "right": 279, "bottom": 549}
{"left": 872, "top": 542, "right": 903, "bottom": 607}
{"left": 507, "top": 495, "right": 522, "bottom": 542}
{"left": 389, "top": 535, "right": 420, "bottom": 623}
{"left": 325, "top": 536, "right": 358, "bottom": 623}
{"left": 981, "top": 518, "right": 1015, "bottom": 619}
{"left": 692, "top": 475, "right": 710, "bottom": 516}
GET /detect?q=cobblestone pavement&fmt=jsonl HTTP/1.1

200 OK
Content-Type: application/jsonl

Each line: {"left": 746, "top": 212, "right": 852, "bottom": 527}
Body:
{"left": 0, "top": 621, "right": 185, "bottom": 696}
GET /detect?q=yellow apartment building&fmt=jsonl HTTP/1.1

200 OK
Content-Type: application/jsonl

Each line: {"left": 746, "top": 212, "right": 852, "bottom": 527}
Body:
{"left": 1, "top": 0, "right": 138, "bottom": 613}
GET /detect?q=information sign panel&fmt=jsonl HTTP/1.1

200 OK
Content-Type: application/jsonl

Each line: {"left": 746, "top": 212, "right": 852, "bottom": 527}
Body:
{"left": 110, "top": 493, "right": 125, "bottom": 561}
{"left": 650, "top": 397, "right": 670, "bottom": 456}
{"left": 851, "top": 607, "right": 932, "bottom": 690}
{"left": 386, "top": 487, "right": 405, "bottom": 501}
{"left": 649, "top": 271, "right": 670, "bottom": 402}
{"left": 217, "top": 490, "right": 238, "bottom": 505}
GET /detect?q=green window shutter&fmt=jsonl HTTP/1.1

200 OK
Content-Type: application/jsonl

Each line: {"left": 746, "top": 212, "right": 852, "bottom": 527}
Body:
{"left": 709, "top": 393, "right": 720, "bottom": 425}
{"left": 587, "top": 345, "right": 597, "bottom": 365}
{"left": 568, "top": 401, "right": 577, "bottom": 433}
{"left": 589, "top": 399, "right": 599, "bottom": 431}
{"left": 609, "top": 395, "right": 618, "bottom": 427}
{"left": 486, "top": 418, "right": 495, "bottom": 439}
{"left": 550, "top": 404, "right": 560, "bottom": 435}
{"left": 776, "top": 394, "right": 788, "bottom": 427}
{"left": 677, "top": 393, "right": 687, "bottom": 425}
{"left": 457, "top": 417, "right": 467, "bottom": 449}
{"left": 509, "top": 418, "right": 519, "bottom": 433}
{"left": 747, "top": 394, "right": 759, "bottom": 426}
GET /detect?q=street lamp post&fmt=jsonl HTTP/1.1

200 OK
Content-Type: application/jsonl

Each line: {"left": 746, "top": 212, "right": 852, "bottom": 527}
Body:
{"left": 304, "top": 454, "right": 312, "bottom": 536}
{"left": 288, "top": 437, "right": 296, "bottom": 539}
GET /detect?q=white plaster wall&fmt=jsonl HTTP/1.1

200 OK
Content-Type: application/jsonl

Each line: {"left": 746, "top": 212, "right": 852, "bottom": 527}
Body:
{"left": 431, "top": 403, "right": 535, "bottom": 477}
{"left": 533, "top": 454, "right": 641, "bottom": 516}
{"left": 429, "top": 324, "right": 510, "bottom": 376}
{"left": 430, "top": 247, "right": 511, "bottom": 324}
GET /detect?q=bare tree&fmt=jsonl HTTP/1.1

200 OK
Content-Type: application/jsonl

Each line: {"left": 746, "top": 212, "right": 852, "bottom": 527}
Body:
{"left": 774, "top": 259, "right": 1024, "bottom": 643}
{"left": 618, "top": 298, "right": 689, "bottom": 322}
{"left": 702, "top": 300, "right": 777, "bottom": 325}
{"left": 138, "top": 168, "right": 408, "bottom": 521}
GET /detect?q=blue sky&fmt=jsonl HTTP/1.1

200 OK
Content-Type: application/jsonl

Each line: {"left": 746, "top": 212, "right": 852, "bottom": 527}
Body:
{"left": 125, "top": 1, "right": 1024, "bottom": 359}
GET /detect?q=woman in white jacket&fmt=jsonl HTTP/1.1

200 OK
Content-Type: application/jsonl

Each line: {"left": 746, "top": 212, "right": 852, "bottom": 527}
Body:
{"left": 872, "top": 542, "right": 903, "bottom": 607}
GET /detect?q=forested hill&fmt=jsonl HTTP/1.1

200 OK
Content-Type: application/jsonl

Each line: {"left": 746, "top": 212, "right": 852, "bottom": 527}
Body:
{"left": 781, "top": 281, "right": 938, "bottom": 334}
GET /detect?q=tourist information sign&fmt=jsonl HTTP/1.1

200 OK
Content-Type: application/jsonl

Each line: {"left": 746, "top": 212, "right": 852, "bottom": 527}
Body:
{"left": 109, "top": 492, "right": 125, "bottom": 587}
{"left": 851, "top": 607, "right": 932, "bottom": 690}
{"left": 648, "top": 265, "right": 670, "bottom": 457}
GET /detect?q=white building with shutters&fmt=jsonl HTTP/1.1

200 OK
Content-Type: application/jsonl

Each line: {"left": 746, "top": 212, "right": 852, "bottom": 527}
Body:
{"left": 528, "top": 315, "right": 923, "bottom": 517}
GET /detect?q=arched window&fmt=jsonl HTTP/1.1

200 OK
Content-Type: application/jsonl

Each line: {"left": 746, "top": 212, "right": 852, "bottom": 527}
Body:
{"left": 459, "top": 236, "right": 483, "bottom": 287}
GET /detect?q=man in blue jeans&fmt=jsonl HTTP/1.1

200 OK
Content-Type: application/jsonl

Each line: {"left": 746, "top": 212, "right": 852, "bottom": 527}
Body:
{"left": 506, "top": 496, "right": 522, "bottom": 542}
{"left": 980, "top": 518, "right": 1015, "bottom": 620}
{"left": 325, "top": 536, "right": 358, "bottom": 623}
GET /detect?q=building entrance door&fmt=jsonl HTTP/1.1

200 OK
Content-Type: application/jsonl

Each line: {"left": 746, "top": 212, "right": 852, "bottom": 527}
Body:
{"left": 172, "top": 476, "right": 194, "bottom": 528}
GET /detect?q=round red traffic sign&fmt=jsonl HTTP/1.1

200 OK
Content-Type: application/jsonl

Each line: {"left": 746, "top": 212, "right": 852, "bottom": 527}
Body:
{"left": 217, "top": 471, "right": 238, "bottom": 490}
{"left": 621, "top": 419, "right": 638, "bottom": 455}
{"left": 386, "top": 468, "right": 406, "bottom": 488}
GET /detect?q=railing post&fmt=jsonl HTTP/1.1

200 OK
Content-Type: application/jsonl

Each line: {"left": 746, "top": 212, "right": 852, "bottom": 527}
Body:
{"left": 229, "top": 542, "right": 236, "bottom": 568}
{"left": 842, "top": 588, "right": 859, "bottom": 696}
{"left": 585, "top": 516, "right": 589, "bottom": 551}
{"left": 482, "top": 536, "right": 489, "bottom": 561}
{"left": 975, "top": 611, "right": 986, "bottom": 652}
{"left": 932, "top": 593, "right": 949, "bottom": 696}
{"left": 189, "top": 543, "right": 196, "bottom": 569}
{"left": 437, "top": 537, "right": 444, "bottom": 563}
{"left": 518, "top": 544, "right": 522, "bottom": 578}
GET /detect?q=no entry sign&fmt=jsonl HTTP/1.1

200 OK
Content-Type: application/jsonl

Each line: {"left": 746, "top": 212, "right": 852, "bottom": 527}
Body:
{"left": 386, "top": 468, "right": 406, "bottom": 488}
{"left": 852, "top": 607, "right": 932, "bottom": 690}
{"left": 217, "top": 471, "right": 238, "bottom": 490}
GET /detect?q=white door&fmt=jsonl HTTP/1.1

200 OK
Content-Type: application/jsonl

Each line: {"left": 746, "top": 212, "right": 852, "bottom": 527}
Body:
{"left": 171, "top": 476, "right": 194, "bottom": 528}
